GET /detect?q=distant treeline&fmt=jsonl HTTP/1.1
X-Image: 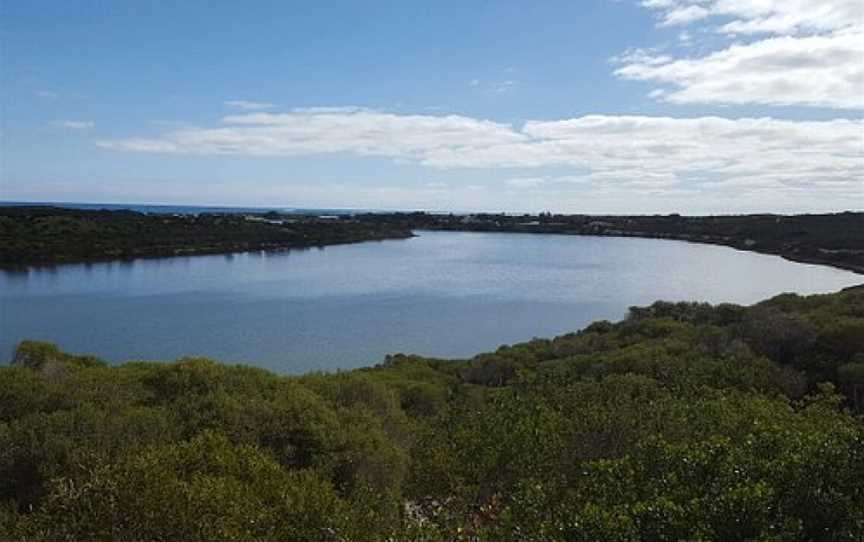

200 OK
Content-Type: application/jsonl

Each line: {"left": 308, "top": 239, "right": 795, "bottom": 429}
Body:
{"left": 2, "top": 286, "right": 864, "bottom": 539}
{"left": 3, "top": 206, "right": 862, "bottom": 272}
{"left": 357, "top": 210, "right": 864, "bottom": 274}
{"left": 0, "top": 206, "right": 412, "bottom": 265}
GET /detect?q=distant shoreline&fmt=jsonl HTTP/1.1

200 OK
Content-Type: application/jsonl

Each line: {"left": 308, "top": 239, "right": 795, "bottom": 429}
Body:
{"left": 0, "top": 206, "right": 413, "bottom": 267}
{"left": 369, "top": 211, "right": 864, "bottom": 276}
{"left": 429, "top": 227, "right": 864, "bottom": 276}
{"left": 2, "top": 205, "right": 862, "bottom": 276}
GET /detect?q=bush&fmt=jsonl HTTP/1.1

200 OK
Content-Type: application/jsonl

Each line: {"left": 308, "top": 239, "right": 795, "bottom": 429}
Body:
{"left": 3, "top": 287, "right": 863, "bottom": 539}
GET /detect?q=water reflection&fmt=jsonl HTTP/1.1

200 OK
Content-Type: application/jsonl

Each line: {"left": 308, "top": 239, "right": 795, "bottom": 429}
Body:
{"left": 1, "top": 232, "right": 861, "bottom": 373}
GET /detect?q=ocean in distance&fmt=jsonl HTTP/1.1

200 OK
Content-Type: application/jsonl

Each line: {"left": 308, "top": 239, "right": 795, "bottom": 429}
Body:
{"left": 0, "top": 200, "right": 390, "bottom": 216}
{"left": 1, "top": 230, "right": 860, "bottom": 373}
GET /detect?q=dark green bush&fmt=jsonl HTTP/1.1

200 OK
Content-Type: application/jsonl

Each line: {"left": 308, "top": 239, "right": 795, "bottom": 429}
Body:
{"left": 2, "top": 287, "right": 863, "bottom": 539}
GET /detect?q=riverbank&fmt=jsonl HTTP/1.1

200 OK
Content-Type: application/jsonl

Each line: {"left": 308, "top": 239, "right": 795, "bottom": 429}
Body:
{"left": 358, "top": 211, "right": 864, "bottom": 275}
{"left": 3, "top": 206, "right": 862, "bottom": 275}
{"left": 0, "top": 206, "right": 413, "bottom": 266}
{"left": 2, "top": 286, "right": 863, "bottom": 539}
{"left": 569, "top": 229, "right": 864, "bottom": 275}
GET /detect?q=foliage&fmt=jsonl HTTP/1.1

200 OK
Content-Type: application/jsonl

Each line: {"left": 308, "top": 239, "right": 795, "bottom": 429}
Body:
{"left": 1, "top": 287, "right": 863, "bottom": 539}
{"left": 0, "top": 206, "right": 412, "bottom": 265}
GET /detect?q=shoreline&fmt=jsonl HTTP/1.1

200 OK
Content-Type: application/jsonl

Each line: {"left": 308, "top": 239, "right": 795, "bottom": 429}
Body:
{"left": 3, "top": 207, "right": 861, "bottom": 276}
{"left": 2, "top": 226, "right": 861, "bottom": 278}
{"left": 467, "top": 228, "right": 864, "bottom": 276}
{"left": 580, "top": 230, "right": 864, "bottom": 275}
{"left": 0, "top": 205, "right": 415, "bottom": 268}
{"left": 0, "top": 232, "right": 415, "bottom": 270}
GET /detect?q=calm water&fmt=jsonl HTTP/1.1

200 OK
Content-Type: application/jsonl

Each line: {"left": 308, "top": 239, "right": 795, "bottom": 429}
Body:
{"left": 1, "top": 231, "right": 861, "bottom": 373}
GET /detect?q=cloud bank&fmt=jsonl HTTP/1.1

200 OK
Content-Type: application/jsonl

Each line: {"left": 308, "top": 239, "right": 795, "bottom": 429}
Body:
{"left": 618, "top": 0, "right": 864, "bottom": 109}
{"left": 98, "top": 109, "right": 862, "bottom": 201}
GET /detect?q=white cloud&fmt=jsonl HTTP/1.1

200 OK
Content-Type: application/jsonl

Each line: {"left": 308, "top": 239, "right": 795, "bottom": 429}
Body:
{"left": 659, "top": 5, "right": 709, "bottom": 26}
{"left": 35, "top": 90, "right": 59, "bottom": 100}
{"left": 55, "top": 120, "right": 95, "bottom": 129}
{"left": 97, "top": 109, "right": 863, "bottom": 208}
{"left": 98, "top": 109, "right": 526, "bottom": 158}
{"left": 641, "top": 0, "right": 861, "bottom": 35}
{"left": 224, "top": 100, "right": 276, "bottom": 111}
{"left": 616, "top": 30, "right": 864, "bottom": 109}
{"left": 611, "top": 48, "right": 672, "bottom": 66}
{"left": 506, "top": 177, "right": 546, "bottom": 188}
{"left": 621, "top": 0, "right": 864, "bottom": 109}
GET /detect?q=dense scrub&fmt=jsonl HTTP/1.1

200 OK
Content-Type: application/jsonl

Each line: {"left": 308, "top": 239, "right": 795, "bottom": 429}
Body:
{"left": 1, "top": 287, "right": 863, "bottom": 540}
{"left": 0, "top": 206, "right": 412, "bottom": 265}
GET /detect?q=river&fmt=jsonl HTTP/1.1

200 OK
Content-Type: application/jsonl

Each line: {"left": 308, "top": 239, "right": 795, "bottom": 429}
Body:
{"left": 1, "top": 231, "right": 860, "bottom": 372}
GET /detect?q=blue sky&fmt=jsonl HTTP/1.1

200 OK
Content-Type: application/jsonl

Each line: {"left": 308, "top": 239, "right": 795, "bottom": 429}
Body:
{"left": 2, "top": 0, "right": 862, "bottom": 213}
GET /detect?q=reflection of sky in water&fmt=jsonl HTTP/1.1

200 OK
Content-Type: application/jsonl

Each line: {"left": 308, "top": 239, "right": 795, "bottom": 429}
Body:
{"left": 1, "top": 231, "right": 861, "bottom": 373}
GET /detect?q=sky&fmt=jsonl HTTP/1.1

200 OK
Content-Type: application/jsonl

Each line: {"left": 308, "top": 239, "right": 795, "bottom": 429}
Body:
{"left": 1, "top": 0, "right": 862, "bottom": 214}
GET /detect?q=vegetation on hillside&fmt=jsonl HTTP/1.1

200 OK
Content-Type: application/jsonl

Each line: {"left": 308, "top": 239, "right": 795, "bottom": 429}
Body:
{"left": 2, "top": 286, "right": 863, "bottom": 540}
{"left": 0, "top": 206, "right": 412, "bottom": 265}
